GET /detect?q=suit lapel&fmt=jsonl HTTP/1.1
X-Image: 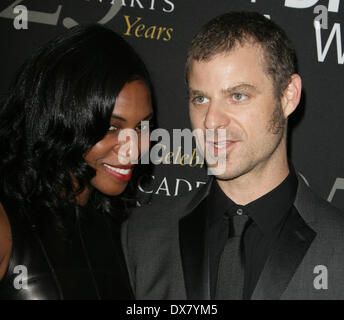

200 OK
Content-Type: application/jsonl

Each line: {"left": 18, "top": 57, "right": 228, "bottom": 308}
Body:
{"left": 178, "top": 175, "right": 317, "bottom": 300}
{"left": 179, "top": 181, "right": 213, "bottom": 300}
{"left": 251, "top": 207, "right": 316, "bottom": 300}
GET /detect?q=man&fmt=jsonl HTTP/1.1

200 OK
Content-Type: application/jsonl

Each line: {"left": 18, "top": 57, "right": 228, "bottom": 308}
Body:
{"left": 122, "top": 12, "right": 344, "bottom": 299}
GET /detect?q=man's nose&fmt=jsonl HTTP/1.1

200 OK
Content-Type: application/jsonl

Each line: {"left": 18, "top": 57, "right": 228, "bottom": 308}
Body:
{"left": 204, "top": 101, "right": 229, "bottom": 129}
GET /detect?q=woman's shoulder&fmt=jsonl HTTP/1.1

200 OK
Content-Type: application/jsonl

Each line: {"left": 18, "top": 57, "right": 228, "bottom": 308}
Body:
{"left": 0, "top": 202, "right": 12, "bottom": 280}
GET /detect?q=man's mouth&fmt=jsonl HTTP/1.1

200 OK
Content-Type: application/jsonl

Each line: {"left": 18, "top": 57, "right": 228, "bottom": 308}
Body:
{"left": 210, "top": 141, "right": 232, "bottom": 148}
{"left": 205, "top": 140, "right": 238, "bottom": 157}
{"left": 207, "top": 140, "right": 233, "bottom": 149}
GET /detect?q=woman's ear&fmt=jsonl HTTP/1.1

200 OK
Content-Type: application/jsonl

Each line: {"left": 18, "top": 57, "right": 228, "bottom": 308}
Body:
{"left": 281, "top": 74, "right": 302, "bottom": 118}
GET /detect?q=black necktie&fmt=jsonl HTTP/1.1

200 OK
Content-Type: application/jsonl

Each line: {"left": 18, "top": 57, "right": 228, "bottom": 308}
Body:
{"left": 215, "top": 213, "right": 250, "bottom": 300}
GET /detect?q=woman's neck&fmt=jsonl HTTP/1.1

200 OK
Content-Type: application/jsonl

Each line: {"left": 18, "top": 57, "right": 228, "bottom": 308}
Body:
{"left": 76, "top": 185, "right": 93, "bottom": 206}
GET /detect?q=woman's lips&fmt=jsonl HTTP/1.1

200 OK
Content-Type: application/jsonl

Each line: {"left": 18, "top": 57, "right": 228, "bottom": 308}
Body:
{"left": 103, "top": 163, "right": 133, "bottom": 181}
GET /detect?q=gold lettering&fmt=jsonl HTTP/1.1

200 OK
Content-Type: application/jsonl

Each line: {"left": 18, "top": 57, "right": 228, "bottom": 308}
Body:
{"left": 152, "top": 143, "right": 166, "bottom": 165}
{"left": 124, "top": 16, "right": 173, "bottom": 41}
{"left": 123, "top": 15, "right": 142, "bottom": 36}
{"left": 164, "top": 151, "right": 173, "bottom": 164}
{"left": 145, "top": 25, "right": 157, "bottom": 39}
{"left": 156, "top": 26, "right": 166, "bottom": 40}
{"left": 180, "top": 154, "right": 190, "bottom": 166}
{"left": 173, "top": 146, "right": 181, "bottom": 164}
{"left": 189, "top": 148, "right": 198, "bottom": 167}
{"left": 189, "top": 148, "right": 205, "bottom": 168}
{"left": 135, "top": 24, "right": 145, "bottom": 37}
{"left": 163, "top": 27, "right": 174, "bottom": 41}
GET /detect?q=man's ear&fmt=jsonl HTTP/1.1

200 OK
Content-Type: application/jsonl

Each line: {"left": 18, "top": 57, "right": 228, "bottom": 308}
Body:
{"left": 281, "top": 74, "right": 302, "bottom": 118}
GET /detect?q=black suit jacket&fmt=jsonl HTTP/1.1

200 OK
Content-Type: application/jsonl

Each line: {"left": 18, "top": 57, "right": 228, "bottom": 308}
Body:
{"left": 122, "top": 176, "right": 344, "bottom": 299}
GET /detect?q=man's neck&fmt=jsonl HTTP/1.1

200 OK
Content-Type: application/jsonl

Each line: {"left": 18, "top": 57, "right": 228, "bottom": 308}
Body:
{"left": 217, "top": 154, "right": 290, "bottom": 206}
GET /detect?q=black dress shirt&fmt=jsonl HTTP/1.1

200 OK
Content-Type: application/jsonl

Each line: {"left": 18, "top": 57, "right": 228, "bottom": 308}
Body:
{"left": 207, "top": 167, "right": 298, "bottom": 299}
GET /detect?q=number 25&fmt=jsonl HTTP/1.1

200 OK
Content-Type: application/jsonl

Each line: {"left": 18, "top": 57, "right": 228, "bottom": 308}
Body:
{"left": 0, "top": 0, "right": 122, "bottom": 28}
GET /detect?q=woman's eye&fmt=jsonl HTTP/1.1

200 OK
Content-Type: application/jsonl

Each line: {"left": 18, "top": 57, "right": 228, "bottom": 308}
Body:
{"left": 232, "top": 93, "right": 248, "bottom": 102}
{"left": 108, "top": 124, "right": 119, "bottom": 133}
{"left": 193, "top": 96, "right": 210, "bottom": 105}
{"left": 136, "top": 121, "right": 150, "bottom": 133}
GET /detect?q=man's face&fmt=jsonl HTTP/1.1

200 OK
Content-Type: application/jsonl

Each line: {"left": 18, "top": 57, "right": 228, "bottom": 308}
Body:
{"left": 188, "top": 44, "right": 287, "bottom": 181}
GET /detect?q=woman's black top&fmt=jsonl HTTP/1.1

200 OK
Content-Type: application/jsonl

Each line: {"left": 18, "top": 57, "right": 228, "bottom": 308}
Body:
{"left": 0, "top": 197, "right": 134, "bottom": 300}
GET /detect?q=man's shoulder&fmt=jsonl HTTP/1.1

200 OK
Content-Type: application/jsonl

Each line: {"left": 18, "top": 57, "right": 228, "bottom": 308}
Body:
{"left": 295, "top": 177, "right": 344, "bottom": 233}
{"left": 126, "top": 180, "right": 212, "bottom": 227}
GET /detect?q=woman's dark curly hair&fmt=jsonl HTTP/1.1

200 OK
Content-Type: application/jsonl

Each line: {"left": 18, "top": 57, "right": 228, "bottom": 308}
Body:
{"left": 0, "top": 24, "right": 154, "bottom": 226}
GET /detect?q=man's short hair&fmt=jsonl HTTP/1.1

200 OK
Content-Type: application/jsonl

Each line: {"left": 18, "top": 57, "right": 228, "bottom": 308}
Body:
{"left": 185, "top": 11, "right": 297, "bottom": 99}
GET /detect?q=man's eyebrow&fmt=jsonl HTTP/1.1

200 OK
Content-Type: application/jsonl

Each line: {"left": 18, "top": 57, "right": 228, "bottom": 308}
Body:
{"left": 221, "top": 84, "right": 260, "bottom": 95}
{"left": 188, "top": 89, "right": 206, "bottom": 98}
{"left": 188, "top": 84, "right": 260, "bottom": 98}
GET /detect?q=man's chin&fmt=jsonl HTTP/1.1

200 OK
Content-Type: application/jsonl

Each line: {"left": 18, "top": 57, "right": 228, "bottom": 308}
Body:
{"left": 206, "top": 163, "right": 232, "bottom": 179}
{"left": 212, "top": 173, "right": 234, "bottom": 181}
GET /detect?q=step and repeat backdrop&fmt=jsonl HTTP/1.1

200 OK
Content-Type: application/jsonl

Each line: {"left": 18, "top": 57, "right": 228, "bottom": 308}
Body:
{"left": 0, "top": 0, "right": 343, "bottom": 211}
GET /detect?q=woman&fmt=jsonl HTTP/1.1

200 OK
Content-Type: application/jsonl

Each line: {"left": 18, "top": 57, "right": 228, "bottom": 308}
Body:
{"left": 0, "top": 25, "right": 154, "bottom": 299}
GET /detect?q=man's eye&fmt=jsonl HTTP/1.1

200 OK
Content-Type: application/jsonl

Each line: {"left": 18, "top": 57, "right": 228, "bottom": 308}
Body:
{"left": 232, "top": 93, "right": 248, "bottom": 102}
{"left": 193, "top": 96, "right": 210, "bottom": 105}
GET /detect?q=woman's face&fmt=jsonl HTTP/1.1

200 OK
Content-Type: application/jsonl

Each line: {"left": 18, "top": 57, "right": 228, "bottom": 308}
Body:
{"left": 84, "top": 80, "right": 153, "bottom": 196}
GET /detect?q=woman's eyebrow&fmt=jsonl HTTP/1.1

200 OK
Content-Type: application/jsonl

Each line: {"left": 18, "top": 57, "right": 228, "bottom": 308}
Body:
{"left": 111, "top": 114, "right": 126, "bottom": 122}
{"left": 111, "top": 112, "right": 154, "bottom": 123}
{"left": 142, "top": 112, "right": 153, "bottom": 120}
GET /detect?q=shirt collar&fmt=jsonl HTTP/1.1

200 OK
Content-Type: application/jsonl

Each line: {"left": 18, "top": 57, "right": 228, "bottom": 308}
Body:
{"left": 207, "top": 166, "right": 298, "bottom": 234}
{"left": 207, "top": 178, "right": 237, "bottom": 226}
